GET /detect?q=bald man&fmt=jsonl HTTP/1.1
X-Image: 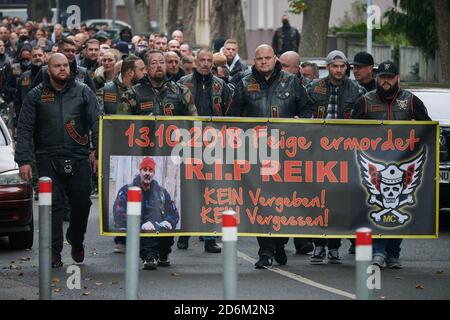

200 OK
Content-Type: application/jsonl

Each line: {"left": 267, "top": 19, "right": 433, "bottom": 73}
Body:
{"left": 279, "top": 51, "right": 310, "bottom": 86}
{"left": 16, "top": 52, "right": 100, "bottom": 268}
{"left": 229, "top": 44, "right": 314, "bottom": 269}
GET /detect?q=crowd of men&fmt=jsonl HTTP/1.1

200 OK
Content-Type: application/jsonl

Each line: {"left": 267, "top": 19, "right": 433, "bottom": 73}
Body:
{"left": 0, "top": 15, "right": 430, "bottom": 271}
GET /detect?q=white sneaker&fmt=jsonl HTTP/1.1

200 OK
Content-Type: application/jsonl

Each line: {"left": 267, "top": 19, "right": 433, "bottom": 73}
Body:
{"left": 114, "top": 243, "right": 126, "bottom": 254}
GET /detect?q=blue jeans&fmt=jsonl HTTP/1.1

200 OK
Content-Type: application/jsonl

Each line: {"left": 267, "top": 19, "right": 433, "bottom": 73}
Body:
{"left": 373, "top": 239, "right": 403, "bottom": 259}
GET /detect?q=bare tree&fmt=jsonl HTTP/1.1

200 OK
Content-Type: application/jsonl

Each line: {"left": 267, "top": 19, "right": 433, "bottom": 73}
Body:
{"left": 210, "top": 0, "right": 247, "bottom": 59}
{"left": 27, "top": 0, "right": 52, "bottom": 22}
{"left": 181, "top": 0, "right": 199, "bottom": 45}
{"left": 166, "top": 0, "right": 180, "bottom": 35}
{"left": 300, "top": 0, "right": 332, "bottom": 57}
{"left": 124, "top": 0, "right": 150, "bottom": 35}
{"left": 434, "top": 0, "right": 450, "bottom": 83}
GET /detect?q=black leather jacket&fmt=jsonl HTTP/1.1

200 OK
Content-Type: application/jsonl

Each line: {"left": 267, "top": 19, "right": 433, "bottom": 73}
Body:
{"left": 178, "top": 70, "right": 232, "bottom": 116}
{"left": 15, "top": 71, "right": 100, "bottom": 165}
{"left": 306, "top": 77, "right": 366, "bottom": 119}
{"left": 228, "top": 61, "right": 314, "bottom": 118}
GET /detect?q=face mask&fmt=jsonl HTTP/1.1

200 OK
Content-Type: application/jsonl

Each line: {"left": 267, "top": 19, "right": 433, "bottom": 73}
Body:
{"left": 282, "top": 20, "right": 290, "bottom": 27}
{"left": 21, "top": 60, "right": 31, "bottom": 67}
{"left": 19, "top": 35, "right": 28, "bottom": 42}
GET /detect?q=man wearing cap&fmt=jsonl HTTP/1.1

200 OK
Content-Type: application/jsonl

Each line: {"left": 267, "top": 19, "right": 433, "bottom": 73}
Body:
{"left": 352, "top": 51, "right": 376, "bottom": 92}
{"left": 306, "top": 50, "right": 366, "bottom": 265}
{"left": 306, "top": 50, "right": 366, "bottom": 120}
{"left": 121, "top": 50, "right": 197, "bottom": 116}
{"left": 352, "top": 61, "right": 430, "bottom": 269}
{"left": 4, "top": 43, "right": 32, "bottom": 103}
{"left": 112, "top": 157, "right": 180, "bottom": 270}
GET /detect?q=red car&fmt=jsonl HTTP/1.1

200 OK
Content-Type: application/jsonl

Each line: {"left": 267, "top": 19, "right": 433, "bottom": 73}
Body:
{"left": 0, "top": 117, "right": 33, "bottom": 249}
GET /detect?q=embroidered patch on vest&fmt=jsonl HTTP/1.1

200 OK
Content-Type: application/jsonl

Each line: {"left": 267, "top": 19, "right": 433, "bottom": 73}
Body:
{"left": 213, "top": 82, "right": 222, "bottom": 94}
{"left": 247, "top": 83, "right": 260, "bottom": 92}
{"left": 397, "top": 99, "right": 408, "bottom": 111}
{"left": 21, "top": 77, "right": 30, "bottom": 86}
{"left": 213, "top": 96, "right": 222, "bottom": 115}
{"left": 343, "top": 108, "right": 353, "bottom": 119}
{"left": 104, "top": 92, "right": 117, "bottom": 103}
{"left": 313, "top": 86, "right": 327, "bottom": 95}
{"left": 140, "top": 102, "right": 153, "bottom": 110}
{"left": 271, "top": 106, "right": 279, "bottom": 118}
{"left": 317, "top": 106, "right": 326, "bottom": 118}
{"left": 41, "top": 88, "right": 55, "bottom": 102}
{"left": 370, "top": 105, "right": 385, "bottom": 112}
{"left": 164, "top": 103, "right": 174, "bottom": 116}
{"left": 65, "top": 119, "right": 88, "bottom": 145}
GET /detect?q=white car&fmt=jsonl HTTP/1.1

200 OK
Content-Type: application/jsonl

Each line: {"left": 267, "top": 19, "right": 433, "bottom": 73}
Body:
{"left": 408, "top": 87, "right": 450, "bottom": 209}
{"left": 83, "top": 19, "right": 132, "bottom": 31}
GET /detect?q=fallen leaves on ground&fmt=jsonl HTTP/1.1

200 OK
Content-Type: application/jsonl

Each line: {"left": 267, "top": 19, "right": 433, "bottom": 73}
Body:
{"left": 415, "top": 284, "right": 425, "bottom": 289}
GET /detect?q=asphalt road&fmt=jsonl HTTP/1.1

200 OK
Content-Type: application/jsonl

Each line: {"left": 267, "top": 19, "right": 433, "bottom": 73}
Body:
{"left": 1, "top": 199, "right": 450, "bottom": 300}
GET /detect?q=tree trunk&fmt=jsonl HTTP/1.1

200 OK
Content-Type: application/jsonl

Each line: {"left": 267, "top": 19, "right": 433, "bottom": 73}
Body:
{"left": 134, "top": 0, "right": 150, "bottom": 35}
{"left": 300, "top": 0, "right": 332, "bottom": 57}
{"left": 166, "top": 0, "right": 180, "bottom": 35}
{"left": 27, "top": 0, "right": 52, "bottom": 22}
{"left": 434, "top": 0, "right": 450, "bottom": 83}
{"left": 124, "top": 0, "right": 137, "bottom": 31}
{"left": 210, "top": 0, "right": 247, "bottom": 59}
{"left": 181, "top": 0, "right": 198, "bottom": 45}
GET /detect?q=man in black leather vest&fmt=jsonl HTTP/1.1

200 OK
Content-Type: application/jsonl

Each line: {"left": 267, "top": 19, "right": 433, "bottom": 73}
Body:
{"left": 121, "top": 50, "right": 197, "bottom": 116}
{"left": 352, "top": 61, "right": 430, "bottom": 269}
{"left": 177, "top": 48, "right": 233, "bottom": 254}
{"left": 97, "top": 55, "right": 146, "bottom": 115}
{"left": 352, "top": 61, "right": 430, "bottom": 121}
{"left": 230, "top": 44, "right": 314, "bottom": 269}
{"left": 15, "top": 53, "right": 100, "bottom": 268}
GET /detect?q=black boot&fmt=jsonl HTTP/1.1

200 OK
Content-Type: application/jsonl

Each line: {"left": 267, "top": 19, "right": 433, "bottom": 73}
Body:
{"left": 204, "top": 239, "right": 221, "bottom": 253}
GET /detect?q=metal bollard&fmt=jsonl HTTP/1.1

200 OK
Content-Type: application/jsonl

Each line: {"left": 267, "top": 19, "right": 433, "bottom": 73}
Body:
{"left": 38, "top": 177, "right": 52, "bottom": 300}
{"left": 125, "top": 187, "right": 142, "bottom": 300}
{"left": 222, "top": 210, "right": 237, "bottom": 300}
{"left": 355, "top": 227, "right": 372, "bottom": 300}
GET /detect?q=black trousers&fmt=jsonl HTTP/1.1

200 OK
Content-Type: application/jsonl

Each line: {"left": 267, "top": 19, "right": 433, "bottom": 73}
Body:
{"left": 313, "top": 238, "right": 341, "bottom": 250}
{"left": 257, "top": 237, "right": 289, "bottom": 258}
{"left": 37, "top": 158, "right": 92, "bottom": 257}
{"left": 140, "top": 236, "right": 174, "bottom": 260}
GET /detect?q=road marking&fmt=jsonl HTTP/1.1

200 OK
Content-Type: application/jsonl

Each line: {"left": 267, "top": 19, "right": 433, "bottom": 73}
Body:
{"left": 238, "top": 251, "right": 356, "bottom": 300}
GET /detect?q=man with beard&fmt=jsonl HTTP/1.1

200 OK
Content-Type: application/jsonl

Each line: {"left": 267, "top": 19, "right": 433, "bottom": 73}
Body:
{"left": 32, "top": 38, "right": 96, "bottom": 93}
{"left": 121, "top": 50, "right": 197, "bottom": 116}
{"left": 15, "top": 53, "right": 100, "bottom": 268}
{"left": 4, "top": 44, "right": 32, "bottom": 103}
{"left": 352, "top": 61, "right": 430, "bottom": 269}
{"left": 15, "top": 46, "right": 46, "bottom": 126}
{"left": 113, "top": 157, "right": 180, "bottom": 270}
{"left": 272, "top": 15, "right": 301, "bottom": 57}
{"left": 306, "top": 50, "right": 366, "bottom": 265}
{"left": 97, "top": 55, "right": 146, "bottom": 115}
{"left": 103, "top": 55, "right": 144, "bottom": 253}
{"left": 79, "top": 38, "right": 100, "bottom": 78}
{"left": 229, "top": 44, "right": 314, "bottom": 269}
{"left": 177, "top": 48, "right": 233, "bottom": 254}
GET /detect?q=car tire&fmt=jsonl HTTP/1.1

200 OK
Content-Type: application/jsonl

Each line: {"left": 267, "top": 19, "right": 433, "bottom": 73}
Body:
{"left": 9, "top": 219, "right": 34, "bottom": 249}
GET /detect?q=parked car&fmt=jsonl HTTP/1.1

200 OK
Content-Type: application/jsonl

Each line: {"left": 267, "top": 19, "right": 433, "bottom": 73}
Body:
{"left": 0, "top": 117, "right": 33, "bottom": 249}
{"left": 83, "top": 19, "right": 132, "bottom": 31}
{"left": 407, "top": 87, "right": 450, "bottom": 209}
